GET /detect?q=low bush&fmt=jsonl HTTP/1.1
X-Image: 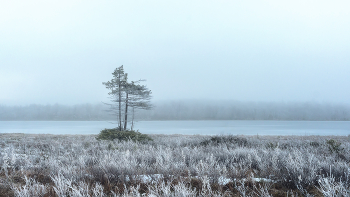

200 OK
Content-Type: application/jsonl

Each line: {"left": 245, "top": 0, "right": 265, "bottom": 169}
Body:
{"left": 266, "top": 142, "right": 278, "bottom": 149}
{"left": 199, "top": 135, "right": 248, "bottom": 147}
{"left": 310, "top": 141, "right": 320, "bottom": 147}
{"left": 96, "top": 128, "right": 153, "bottom": 142}
{"left": 327, "top": 139, "right": 344, "bottom": 154}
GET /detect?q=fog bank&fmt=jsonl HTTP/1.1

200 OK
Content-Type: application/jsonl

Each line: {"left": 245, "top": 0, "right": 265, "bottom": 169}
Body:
{"left": 1, "top": 101, "right": 349, "bottom": 121}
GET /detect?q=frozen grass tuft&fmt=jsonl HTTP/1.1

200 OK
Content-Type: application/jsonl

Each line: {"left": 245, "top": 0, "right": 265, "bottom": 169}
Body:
{"left": 11, "top": 176, "right": 47, "bottom": 197}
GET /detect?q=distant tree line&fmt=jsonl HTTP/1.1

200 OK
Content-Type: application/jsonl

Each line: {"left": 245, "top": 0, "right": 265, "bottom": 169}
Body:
{"left": 139, "top": 100, "right": 350, "bottom": 121}
{"left": 0, "top": 101, "right": 349, "bottom": 121}
{"left": 0, "top": 104, "right": 114, "bottom": 121}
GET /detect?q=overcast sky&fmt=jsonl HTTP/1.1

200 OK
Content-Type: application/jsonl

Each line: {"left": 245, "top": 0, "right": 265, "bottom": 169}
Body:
{"left": 1, "top": 0, "right": 349, "bottom": 105}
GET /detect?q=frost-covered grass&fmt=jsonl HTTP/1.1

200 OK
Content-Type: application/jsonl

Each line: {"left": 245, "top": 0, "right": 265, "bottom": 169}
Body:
{"left": 0, "top": 133, "right": 349, "bottom": 196}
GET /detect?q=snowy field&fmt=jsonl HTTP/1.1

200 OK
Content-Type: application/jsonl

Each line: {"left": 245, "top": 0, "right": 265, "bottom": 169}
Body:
{"left": 0, "top": 133, "right": 349, "bottom": 196}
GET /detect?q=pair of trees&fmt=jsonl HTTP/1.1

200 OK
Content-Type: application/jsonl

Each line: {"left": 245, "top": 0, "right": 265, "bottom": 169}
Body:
{"left": 103, "top": 65, "right": 152, "bottom": 131}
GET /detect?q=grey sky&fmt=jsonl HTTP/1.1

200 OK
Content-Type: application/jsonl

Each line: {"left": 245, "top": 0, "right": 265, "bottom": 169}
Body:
{"left": 1, "top": 0, "right": 349, "bottom": 105}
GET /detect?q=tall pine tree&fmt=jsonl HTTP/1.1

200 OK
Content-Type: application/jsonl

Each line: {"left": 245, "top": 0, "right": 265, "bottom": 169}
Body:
{"left": 103, "top": 65, "right": 152, "bottom": 131}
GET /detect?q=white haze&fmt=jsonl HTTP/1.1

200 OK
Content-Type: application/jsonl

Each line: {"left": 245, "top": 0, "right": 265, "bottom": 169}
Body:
{"left": 0, "top": 0, "right": 350, "bottom": 105}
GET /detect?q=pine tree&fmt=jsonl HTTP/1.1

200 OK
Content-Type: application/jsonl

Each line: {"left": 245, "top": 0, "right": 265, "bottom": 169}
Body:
{"left": 126, "top": 80, "right": 152, "bottom": 130}
{"left": 103, "top": 65, "right": 152, "bottom": 131}
{"left": 102, "top": 65, "right": 128, "bottom": 130}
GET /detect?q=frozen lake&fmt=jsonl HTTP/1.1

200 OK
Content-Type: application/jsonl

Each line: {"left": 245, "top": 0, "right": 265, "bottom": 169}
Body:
{"left": 0, "top": 121, "right": 349, "bottom": 135}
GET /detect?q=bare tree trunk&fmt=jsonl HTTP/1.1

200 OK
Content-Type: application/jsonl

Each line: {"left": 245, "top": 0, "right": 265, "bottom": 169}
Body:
{"left": 131, "top": 107, "right": 135, "bottom": 130}
{"left": 124, "top": 93, "right": 129, "bottom": 130}
{"left": 118, "top": 72, "right": 122, "bottom": 131}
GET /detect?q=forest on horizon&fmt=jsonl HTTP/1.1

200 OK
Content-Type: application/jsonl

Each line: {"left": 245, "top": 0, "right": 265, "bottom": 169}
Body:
{"left": 0, "top": 100, "right": 349, "bottom": 121}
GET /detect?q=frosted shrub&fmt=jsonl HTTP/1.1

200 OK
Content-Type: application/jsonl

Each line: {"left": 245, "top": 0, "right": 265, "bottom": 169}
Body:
{"left": 51, "top": 172, "right": 72, "bottom": 197}
{"left": 172, "top": 181, "right": 198, "bottom": 197}
{"left": 12, "top": 176, "right": 47, "bottom": 197}
{"left": 148, "top": 179, "right": 211, "bottom": 197}
{"left": 69, "top": 182, "right": 91, "bottom": 197}
{"left": 318, "top": 176, "right": 350, "bottom": 197}
{"left": 253, "top": 182, "right": 273, "bottom": 197}
{"left": 92, "top": 182, "right": 105, "bottom": 197}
